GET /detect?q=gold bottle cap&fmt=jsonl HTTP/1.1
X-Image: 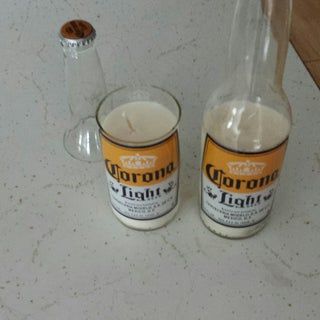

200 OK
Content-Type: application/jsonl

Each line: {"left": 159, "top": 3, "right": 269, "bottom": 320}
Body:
{"left": 59, "top": 20, "right": 96, "bottom": 48}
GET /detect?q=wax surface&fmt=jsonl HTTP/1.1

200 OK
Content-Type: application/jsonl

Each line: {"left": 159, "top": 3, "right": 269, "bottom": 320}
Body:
{"left": 102, "top": 101, "right": 177, "bottom": 143}
{"left": 203, "top": 101, "right": 291, "bottom": 152}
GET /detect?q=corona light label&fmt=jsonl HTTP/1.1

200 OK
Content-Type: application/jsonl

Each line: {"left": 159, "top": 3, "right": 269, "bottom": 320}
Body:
{"left": 100, "top": 131, "right": 179, "bottom": 220}
{"left": 201, "top": 134, "right": 288, "bottom": 228}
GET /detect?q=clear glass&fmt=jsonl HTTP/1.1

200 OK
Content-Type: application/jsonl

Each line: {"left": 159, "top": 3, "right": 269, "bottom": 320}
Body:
{"left": 96, "top": 86, "right": 181, "bottom": 230}
{"left": 200, "top": 0, "right": 292, "bottom": 238}
{"left": 63, "top": 44, "right": 107, "bottom": 162}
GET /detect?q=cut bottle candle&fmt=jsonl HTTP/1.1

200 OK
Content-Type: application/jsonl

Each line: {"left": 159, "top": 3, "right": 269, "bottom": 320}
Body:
{"left": 96, "top": 87, "right": 181, "bottom": 230}
{"left": 199, "top": 0, "right": 293, "bottom": 238}
{"left": 200, "top": 101, "right": 290, "bottom": 238}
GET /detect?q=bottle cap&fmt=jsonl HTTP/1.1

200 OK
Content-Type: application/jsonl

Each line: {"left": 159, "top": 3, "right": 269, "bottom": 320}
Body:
{"left": 59, "top": 20, "right": 96, "bottom": 48}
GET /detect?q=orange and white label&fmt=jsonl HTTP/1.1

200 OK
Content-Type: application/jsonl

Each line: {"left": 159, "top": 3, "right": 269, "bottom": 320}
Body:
{"left": 201, "top": 134, "right": 288, "bottom": 227}
{"left": 100, "top": 131, "right": 179, "bottom": 220}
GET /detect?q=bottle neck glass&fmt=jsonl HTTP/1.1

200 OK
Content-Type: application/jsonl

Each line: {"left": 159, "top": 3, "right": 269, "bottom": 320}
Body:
{"left": 62, "top": 43, "right": 95, "bottom": 59}
{"left": 226, "top": 0, "right": 292, "bottom": 97}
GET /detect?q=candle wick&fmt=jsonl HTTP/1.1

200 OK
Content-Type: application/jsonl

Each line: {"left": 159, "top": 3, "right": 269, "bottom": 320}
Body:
{"left": 122, "top": 111, "right": 135, "bottom": 133}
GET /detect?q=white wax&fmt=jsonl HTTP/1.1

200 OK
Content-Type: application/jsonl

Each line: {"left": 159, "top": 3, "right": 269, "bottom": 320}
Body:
{"left": 102, "top": 101, "right": 177, "bottom": 142}
{"left": 201, "top": 101, "right": 291, "bottom": 238}
{"left": 203, "top": 101, "right": 291, "bottom": 152}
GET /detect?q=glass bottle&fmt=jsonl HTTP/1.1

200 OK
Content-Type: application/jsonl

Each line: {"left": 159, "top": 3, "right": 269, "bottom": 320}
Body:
{"left": 59, "top": 20, "right": 107, "bottom": 162}
{"left": 200, "top": 0, "right": 292, "bottom": 238}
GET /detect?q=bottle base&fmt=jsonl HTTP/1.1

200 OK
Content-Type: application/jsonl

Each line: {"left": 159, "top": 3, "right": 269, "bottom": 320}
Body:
{"left": 200, "top": 211, "right": 268, "bottom": 239}
{"left": 112, "top": 205, "right": 179, "bottom": 231}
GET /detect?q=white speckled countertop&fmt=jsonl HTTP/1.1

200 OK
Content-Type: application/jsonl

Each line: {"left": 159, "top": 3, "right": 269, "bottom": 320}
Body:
{"left": 1, "top": 0, "right": 320, "bottom": 319}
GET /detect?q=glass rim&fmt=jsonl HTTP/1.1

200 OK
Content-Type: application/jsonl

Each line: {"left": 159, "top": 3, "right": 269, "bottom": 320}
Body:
{"left": 96, "top": 85, "right": 181, "bottom": 147}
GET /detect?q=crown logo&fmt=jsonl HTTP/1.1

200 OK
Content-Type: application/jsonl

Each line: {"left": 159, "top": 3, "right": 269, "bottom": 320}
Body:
{"left": 120, "top": 154, "right": 157, "bottom": 169}
{"left": 227, "top": 160, "right": 266, "bottom": 176}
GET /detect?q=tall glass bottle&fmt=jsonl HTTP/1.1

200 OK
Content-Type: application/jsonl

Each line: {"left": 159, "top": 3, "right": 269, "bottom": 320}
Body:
{"left": 59, "top": 20, "right": 107, "bottom": 162}
{"left": 200, "top": 0, "right": 292, "bottom": 238}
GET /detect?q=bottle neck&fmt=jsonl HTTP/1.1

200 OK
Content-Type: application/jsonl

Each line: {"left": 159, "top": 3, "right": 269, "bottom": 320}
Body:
{"left": 62, "top": 43, "right": 95, "bottom": 59}
{"left": 226, "top": 0, "right": 292, "bottom": 95}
